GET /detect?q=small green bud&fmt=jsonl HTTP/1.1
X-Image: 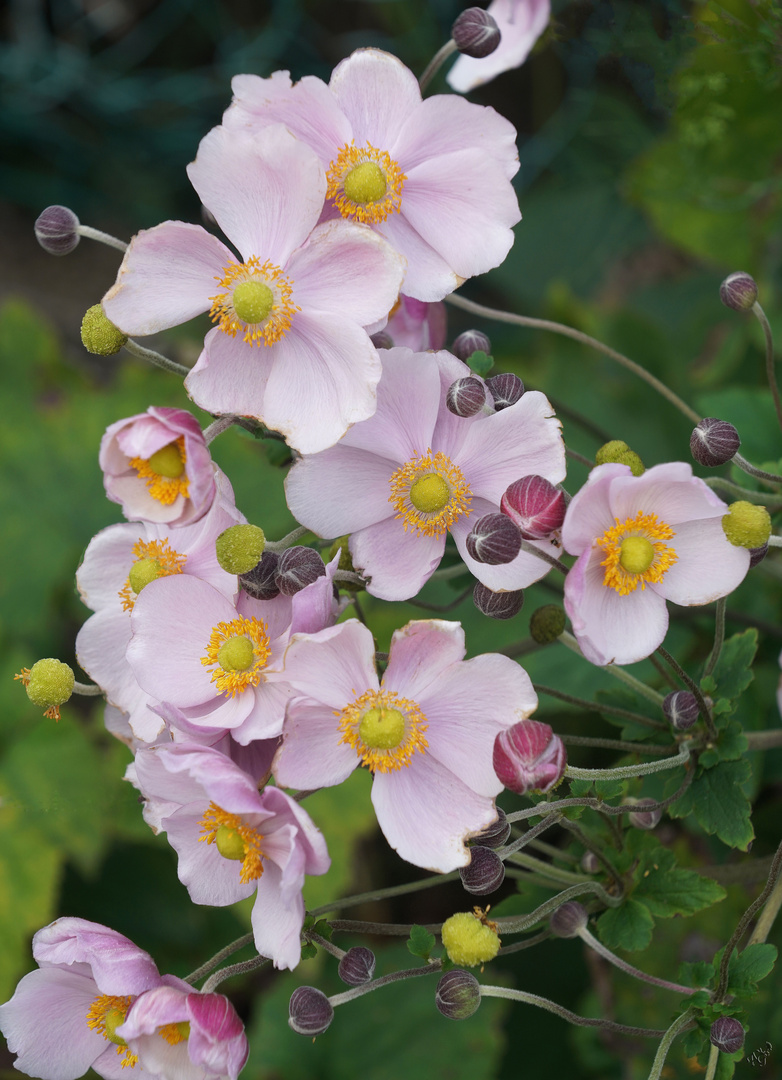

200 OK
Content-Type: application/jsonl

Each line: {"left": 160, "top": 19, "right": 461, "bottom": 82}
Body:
{"left": 529, "top": 604, "right": 566, "bottom": 645}
{"left": 81, "top": 304, "right": 127, "bottom": 355}
{"left": 595, "top": 440, "right": 645, "bottom": 476}
{"left": 19, "top": 658, "right": 75, "bottom": 720}
{"left": 721, "top": 501, "right": 772, "bottom": 549}
{"left": 216, "top": 524, "right": 266, "bottom": 574}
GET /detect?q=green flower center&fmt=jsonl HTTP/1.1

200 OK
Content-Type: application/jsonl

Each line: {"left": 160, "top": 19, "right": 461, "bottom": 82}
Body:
{"left": 232, "top": 280, "right": 274, "bottom": 325}
{"left": 148, "top": 441, "right": 185, "bottom": 479}
{"left": 215, "top": 824, "right": 246, "bottom": 861}
{"left": 217, "top": 636, "right": 255, "bottom": 672}
{"left": 103, "top": 1008, "right": 129, "bottom": 1046}
{"left": 343, "top": 161, "right": 387, "bottom": 205}
{"left": 128, "top": 557, "right": 162, "bottom": 595}
{"left": 618, "top": 536, "right": 654, "bottom": 575}
{"left": 358, "top": 706, "right": 406, "bottom": 750}
{"left": 409, "top": 473, "right": 450, "bottom": 514}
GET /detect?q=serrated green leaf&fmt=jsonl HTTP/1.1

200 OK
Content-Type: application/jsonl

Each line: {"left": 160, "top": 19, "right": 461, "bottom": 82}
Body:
{"left": 299, "top": 943, "right": 318, "bottom": 961}
{"left": 702, "top": 630, "right": 758, "bottom": 704}
{"left": 596, "top": 898, "right": 655, "bottom": 952}
{"left": 594, "top": 778, "right": 625, "bottom": 800}
{"left": 636, "top": 864, "right": 726, "bottom": 918}
{"left": 407, "top": 924, "right": 436, "bottom": 960}
{"left": 668, "top": 760, "right": 754, "bottom": 850}
{"left": 466, "top": 350, "right": 494, "bottom": 377}
{"left": 568, "top": 779, "right": 593, "bottom": 798}
{"left": 678, "top": 960, "right": 715, "bottom": 991}
{"left": 683, "top": 1026, "right": 708, "bottom": 1059}
{"left": 727, "top": 943, "right": 777, "bottom": 996}
{"left": 698, "top": 720, "right": 749, "bottom": 769}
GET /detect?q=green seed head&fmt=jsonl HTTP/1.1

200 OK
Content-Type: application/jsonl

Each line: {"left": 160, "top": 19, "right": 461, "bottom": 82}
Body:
{"left": 359, "top": 706, "right": 406, "bottom": 750}
{"left": 722, "top": 501, "right": 772, "bottom": 548}
{"left": 217, "top": 636, "right": 255, "bottom": 672}
{"left": 103, "top": 1007, "right": 129, "bottom": 1046}
{"left": 619, "top": 536, "right": 654, "bottom": 574}
{"left": 147, "top": 441, "right": 185, "bottom": 479}
{"left": 529, "top": 604, "right": 566, "bottom": 645}
{"left": 595, "top": 440, "right": 645, "bottom": 476}
{"left": 81, "top": 304, "right": 127, "bottom": 355}
{"left": 343, "top": 162, "right": 387, "bottom": 205}
{"left": 128, "top": 558, "right": 163, "bottom": 596}
{"left": 25, "top": 658, "right": 75, "bottom": 709}
{"left": 215, "top": 824, "right": 245, "bottom": 861}
{"left": 216, "top": 524, "right": 266, "bottom": 574}
{"left": 232, "top": 280, "right": 274, "bottom": 324}
{"left": 409, "top": 473, "right": 450, "bottom": 513}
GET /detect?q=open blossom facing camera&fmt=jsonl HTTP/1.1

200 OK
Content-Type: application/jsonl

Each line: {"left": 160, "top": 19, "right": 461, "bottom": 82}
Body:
{"left": 562, "top": 462, "right": 751, "bottom": 666}
{"left": 447, "top": 0, "right": 551, "bottom": 93}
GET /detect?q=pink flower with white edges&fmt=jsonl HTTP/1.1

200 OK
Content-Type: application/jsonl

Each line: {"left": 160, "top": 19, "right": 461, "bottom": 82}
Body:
{"left": 447, "top": 0, "right": 551, "bottom": 94}
{"left": 274, "top": 618, "right": 538, "bottom": 872}
{"left": 102, "top": 124, "right": 405, "bottom": 454}
{"left": 384, "top": 294, "right": 447, "bottom": 351}
{"left": 225, "top": 48, "right": 520, "bottom": 301}
{"left": 284, "top": 347, "right": 566, "bottom": 601}
{"left": 562, "top": 462, "right": 751, "bottom": 666}
{"left": 0, "top": 917, "right": 163, "bottom": 1079}
{"left": 132, "top": 743, "right": 329, "bottom": 970}
{"left": 100, "top": 407, "right": 217, "bottom": 527}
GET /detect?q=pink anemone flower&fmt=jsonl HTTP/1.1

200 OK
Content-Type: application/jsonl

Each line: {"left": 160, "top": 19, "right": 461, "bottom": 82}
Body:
{"left": 447, "top": 0, "right": 551, "bottom": 94}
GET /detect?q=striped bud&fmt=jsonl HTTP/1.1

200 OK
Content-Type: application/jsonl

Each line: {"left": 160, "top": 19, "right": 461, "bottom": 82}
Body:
{"left": 501, "top": 476, "right": 565, "bottom": 539}
{"left": 466, "top": 513, "right": 521, "bottom": 564}
{"left": 493, "top": 720, "right": 566, "bottom": 795}
{"left": 472, "top": 583, "right": 524, "bottom": 620}
{"left": 446, "top": 376, "right": 486, "bottom": 417}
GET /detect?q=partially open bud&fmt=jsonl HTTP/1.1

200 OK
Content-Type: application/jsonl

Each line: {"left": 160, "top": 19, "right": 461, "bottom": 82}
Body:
{"left": 720, "top": 272, "right": 758, "bottom": 313}
{"left": 460, "top": 846, "right": 505, "bottom": 895}
{"left": 722, "top": 501, "right": 772, "bottom": 549}
{"left": 451, "top": 7, "right": 501, "bottom": 58}
{"left": 529, "top": 604, "right": 566, "bottom": 644}
{"left": 451, "top": 329, "right": 491, "bottom": 361}
{"left": 690, "top": 418, "right": 740, "bottom": 467}
{"left": 17, "top": 658, "right": 75, "bottom": 720}
{"left": 441, "top": 912, "right": 500, "bottom": 967}
{"left": 595, "top": 440, "right": 645, "bottom": 476}
{"left": 288, "top": 987, "right": 334, "bottom": 1036}
{"left": 466, "top": 513, "right": 522, "bottom": 564}
{"left": 216, "top": 524, "right": 266, "bottom": 575}
{"left": 239, "top": 550, "right": 280, "bottom": 600}
{"left": 435, "top": 970, "right": 481, "bottom": 1020}
{"left": 493, "top": 720, "right": 566, "bottom": 795}
{"left": 624, "top": 798, "right": 662, "bottom": 830}
{"left": 749, "top": 542, "right": 769, "bottom": 568}
{"left": 446, "top": 376, "right": 487, "bottom": 417}
{"left": 501, "top": 476, "right": 565, "bottom": 539}
{"left": 338, "top": 946, "right": 376, "bottom": 986}
{"left": 471, "top": 808, "right": 510, "bottom": 849}
{"left": 549, "top": 901, "right": 588, "bottom": 938}
{"left": 486, "top": 373, "right": 524, "bottom": 411}
{"left": 275, "top": 546, "right": 326, "bottom": 595}
{"left": 581, "top": 851, "right": 600, "bottom": 874}
{"left": 35, "top": 205, "right": 80, "bottom": 255}
{"left": 81, "top": 305, "right": 128, "bottom": 356}
{"left": 662, "top": 690, "right": 699, "bottom": 731}
{"left": 709, "top": 1016, "right": 745, "bottom": 1054}
{"left": 473, "top": 583, "right": 524, "bottom": 620}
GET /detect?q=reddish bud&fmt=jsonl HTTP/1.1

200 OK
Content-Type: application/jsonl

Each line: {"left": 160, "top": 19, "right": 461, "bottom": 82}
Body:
{"left": 486, "top": 373, "right": 524, "bottom": 411}
{"left": 370, "top": 330, "right": 394, "bottom": 350}
{"left": 452, "top": 8, "right": 501, "bottom": 58}
{"left": 466, "top": 513, "right": 522, "bottom": 565}
{"left": 435, "top": 970, "right": 481, "bottom": 1020}
{"left": 447, "top": 376, "right": 486, "bottom": 417}
{"left": 493, "top": 720, "right": 566, "bottom": 795}
{"left": 690, "top": 418, "right": 740, "bottom": 467}
{"left": 719, "top": 272, "right": 757, "bottom": 313}
{"left": 460, "top": 846, "right": 505, "bottom": 895}
{"left": 501, "top": 476, "right": 565, "bottom": 539}
{"left": 34, "top": 205, "right": 80, "bottom": 255}
{"left": 471, "top": 808, "right": 510, "bottom": 849}
{"left": 662, "top": 690, "right": 699, "bottom": 731}
{"left": 473, "top": 583, "right": 524, "bottom": 620}
{"left": 709, "top": 1016, "right": 745, "bottom": 1054}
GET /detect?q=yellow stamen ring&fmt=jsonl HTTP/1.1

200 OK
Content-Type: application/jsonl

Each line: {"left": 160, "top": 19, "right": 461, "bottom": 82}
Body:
{"left": 209, "top": 255, "right": 299, "bottom": 347}
{"left": 597, "top": 511, "right": 678, "bottom": 595}
{"left": 118, "top": 538, "right": 187, "bottom": 611}
{"left": 129, "top": 436, "right": 189, "bottom": 507}
{"left": 337, "top": 688, "right": 429, "bottom": 773}
{"left": 200, "top": 616, "right": 271, "bottom": 697}
{"left": 388, "top": 449, "right": 472, "bottom": 537}
{"left": 326, "top": 141, "right": 406, "bottom": 225}
{"left": 199, "top": 802, "right": 266, "bottom": 884}
{"left": 157, "top": 1021, "right": 190, "bottom": 1046}
{"left": 86, "top": 994, "right": 139, "bottom": 1068}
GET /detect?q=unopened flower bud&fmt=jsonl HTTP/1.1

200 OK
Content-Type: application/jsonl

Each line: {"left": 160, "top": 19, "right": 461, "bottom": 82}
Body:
{"left": 466, "top": 513, "right": 521, "bottom": 565}
{"left": 471, "top": 808, "right": 510, "bottom": 849}
{"left": 17, "top": 658, "right": 75, "bottom": 721}
{"left": 624, "top": 798, "right": 662, "bottom": 830}
{"left": 549, "top": 901, "right": 588, "bottom": 938}
{"left": 370, "top": 330, "right": 394, "bottom": 350}
{"left": 486, "top": 373, "right": 524, "bottom": 411}
{"left": 81, "top": 305, "right": 127, "bottom": 356}
{"left": 451, "top": 329, "right": 491, "bottom": 361}
{"left": 709, "top": 1016, "right": 745, "bottom": 1054}
{"left": 473, "top": 583, "right": 524, "bottom": 620}
{"left": 581, "top": 851, "right": 600, "bottom": 874}
{"left": 441, "top": 912, "right": 500, "bottom": 967}
{"left": 493, "top": 720, "right": 566, "bottom": 795}
{"left": 447, "top": 376, "right": 486, "bottom": 417}
{"left": 690, "top": 418, "right": 740, "bottom": 467}
{"left": 720, "top": 272, "right": 758, "bottom": 313}
{"left": 35, "top": 205, "right": 80, "bottom": 256}
{"left": 749, "top": 542, "right": 769, "bottom": 568}
{"left": 435, "top": 970, "right": 481, "bottom": 1020}
{"left": 501, "top": 476, "right": 565, "bottom": 539}
{"left": 595, "top": 440, "right": 645, "bottom": 476}
{"left": 722, "top": 501, "right": 771, "bottom": 548}
{"left": 216, "top": 524, "right": 266, "bottom": 574}
{"left": 452, "top": 7, "right": 501, "bottom": 58}
{"left": 239, "top": 550, "right": 280, "bottom": 600}
{"left": 460, "top": 846, "right": 505, "bottom": 895}
{"left": 276, "top": 546, "right": 326, "bottom": 595}
{"left": 529, "top": 604, "right": 566, "bottom": 644}
{"left": 338, "top": 946, "right": 376, "bottom": 986}
{"left": 288, "top": 987, "right": 334, "bottom": 1036}
{"left": 663, "top": 690, "right": 699, "bottom": 731}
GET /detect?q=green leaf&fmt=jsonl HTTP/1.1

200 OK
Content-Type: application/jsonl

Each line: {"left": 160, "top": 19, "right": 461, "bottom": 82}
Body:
{"left": 636, "top": 863, "right": 726, "bottom": 919}
{"left": 678, "top": 960, "right": 715, "bottom": 991}
{"left": 596, "top": 898, "right": 655, "bottom": 952}
{"left": 702, "top": 630, "right": 758, "bottom": 705}
{"left": 594, "top": 687, "right": 664, "bottom": 742}
{"left": 727, "top": 943, "right": 777, "bottom": 997}
{"left": 698, "top": 720, "right": 748, "bottom": 769}
{"left": 568, "top": 779, "right": 593, "bottom": 798}
{"left": 593, "top": 778, "right": 625, "bottom": 800}
{"left": 683, "top": 1026, "right": 708, "bottom": 1059}
{"left": 668, "top": 760, "right": 754, "bottom": 850}
{"left": 299, "top": 943, "right": 317, "bottom": 961}
{"left": 407, "top": 924, "right": 436, "bottom": 960}
{"left": 466, "top": 350, "right": 494, "bottom": 377}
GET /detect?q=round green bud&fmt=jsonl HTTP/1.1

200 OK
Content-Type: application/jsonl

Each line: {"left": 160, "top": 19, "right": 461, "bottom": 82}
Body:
{"left": 25, "top": 659, "right": 75, "bottom": 709}
{"left": 216, "top": 524, "right": 266, "bottom": 574}
{"left": 529, "top": 604, "right": 566, "bottom": 645}
{"left": 128, "top": 558, "right": 162, "bottom": 595}
{"left": 80, "top": 304, "right": 127, "bottom": 355}
{"left": 441, "top": 912, "right": 500, "bottom": 968}
{"left": 721, "top": 501, "right": 772, "bottom": 549}
{"left": 595, "top": 440, "right": 645, "bottom": 476}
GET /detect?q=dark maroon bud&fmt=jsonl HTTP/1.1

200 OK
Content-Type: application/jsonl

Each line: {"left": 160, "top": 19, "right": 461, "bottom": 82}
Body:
{"left": 451, "top": 329, "right": 491, "bottom": 361}
{"left": 581, "top": 851, "right": 600, "bottom": 874}
{"left": 451, "top": 7, "right": 501, "bottom": 58}
{"left": 473, "top": 582, "right": 524, "bottom": 620}
{"left": 709, "top": 1016, "right": 745, "bottom": 1054}
{"left": 501, "top": 476, "right": 566, "bottom": 539}
{"left": 435, "top": 970, "right": 481, "bottom": 1020}
{"left": 494, "top": 720, "right": 566, "bottom": 795}
{"left": 690, "top": 418, "right": 740, "bottom": 467}
{"left": 338, "top": 946, "right": 376, "bottom": 986}
{"left": 624, "top": 798, "right": 662, "bottom": 830}
{"left": 34, "top": 205, "right": 80, "bottom": 256}
{"left": 471, "top": 807, "right": 510, "bottom": 849}
{"left": 447, "top": 376, "right": 486, "bottom": 417}
{"left": 749, "top": 541, "right": 769, "bottom": 568}
{"left": 486, "top": 373, "right": 524, "bottom": 410}
{"left": 276, "top": 546, "right": 326, "bottom": 595}
{"left": 549, "top": 901, "right": 588, "bottom": 938}
{"left": 529, "top": 604, "right": 566, "bottom": 644}
{"left": 662, "top": 690, "right": 699, "bottom": 731}
{"left": 239, "top": 550, "right": 280, "bottom": 600}
{"left": 466, "top": 513, "right": 522, "bottom": 565}
{"left": 720, "top": 272, "right": 758, "bottom": 313}
{"left": 370, "top": 330, "right": 394, "bottom": 350}
{"left": 288, "top": 986, "right": 334, "bottom": 1035}
{"left": 460, "top": 846, "right": 506, "bottom": 895}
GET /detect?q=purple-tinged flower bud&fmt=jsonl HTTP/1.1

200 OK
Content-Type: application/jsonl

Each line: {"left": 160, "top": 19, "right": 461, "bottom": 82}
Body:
{"left": 549, "top": 901, "right": 588, "bottom": 938}
{"left": 435, "top": 970, "right": 481, "bottom": 1020}
{"left": 493, "top": 720, "right": 566, "bottom": 795}
{"left": 370, "top": 330, "right": 394, "bottom": 350}
{"left": 720, "top": 272, "right": 758, "bottom": 313}
{"left": 690, "top": 418, "right": 740, "bottom": 467}
{"left": 709, "top": 1016, "right": 745, "bottom": 1054}
{"left": 239, "top": 550, "right": 280, "bottom": 600}
{"left": 288, "top": 987, "right": 334, "bottom": 1036}
{"left": 451, "top": 329, "right": 491, "bottom": 361}
{"left": 466, "top": 513, "right": 522, "bottom": 565}
{"left": 447, "top": 376, "right": 486, "bottom": 417}
{"left": 276, "top": 546, "right": 326, "bottom": 595}
{"left": 338, "top": 947, "right": 376, "bottom": 986}
{"left": 451, "top": 7, "right": 501, "bottom": 58}
{"left": 624, "top": 798, "right": 662, "bottom": 831}
{"left": 471, "top": 808, "right": 510, "bottom": 849}
{"left": 581, "top": 851, "right": 600, "bottom": 874}
{"left": 529, "top": 604, "right": 566, "bottom": 644}
{"left": 473, "top": 583, "right": 524, "bottom": 620}
{"left": 662, "top": 690, "right": 699, "bottom": 731}
{"left": 501, "top": 475, "right": 566, "bottom": 539}
{"left": 34, "top": 205, "right": 80, "bottom": 255}
{"left": 460, "top": 846, "right": 505, "bottom": 895}
{"left": 486, "top": 373, "right": 524, "bottom": 411}
{"left": 749, "top": 542, "right": 769, "bottom": 568}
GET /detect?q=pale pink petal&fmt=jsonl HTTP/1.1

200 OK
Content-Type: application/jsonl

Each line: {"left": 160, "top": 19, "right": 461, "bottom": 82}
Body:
{"left": 281, "top": 620, "right": 378, "bottom": 708}
{"left": 273, "top": 702, "right": 357, "bottom": 790}
{"left": 350, "top": 515, "right": 445, "bottom": 601}
{"left": 394, "top": 93, "right": 519, "bottom": 178}
{"left": 447, "top": 0, "right": 551, "bottom": 93}
{"left": 33, "top": 919, "right": 160, "bottom": 995}
{"left": 185, "top": 328, "right": 272, "bottom": 427}
{"left": 164, "top": 809, "right": 255, "bottom": 906}
{"left": 283, "top": 455, "right": 407, "bottom": 538}
{"left": 609, "top": 462, "right": 729, "bottom": 526}
{"left": 382, "top": 620, "right": 466, "bottom": 700}
{"left": 329, "top": 49, "right": 421, "bottom": 148}
{"left": 186, "top": 994, "right": 248, "bottom": 1080}
{"left": 251, "top": 861, "right": 306, "bottom": 970}
{"left": 377, "top": 211, "right": 461, "bottom": 301}
{"left": 289, "top": 553, "right": 341, "bottom": 635}
{"left": 561, "top": 463, "right": 630, "bottom": 556}
{"left": 76, "top": 608, "right": 149, "bottom": 718}
{"left": 259, "top": 786, "right": 331, "bottom": 877}
{"left": 653, "top": 519, "right": 750, "bottom": 605}
{"left": 230, "top": 679, "right": 292, "bottom": 744}
{"left": 385, "top": 295, "right": 448, "bottom": 351}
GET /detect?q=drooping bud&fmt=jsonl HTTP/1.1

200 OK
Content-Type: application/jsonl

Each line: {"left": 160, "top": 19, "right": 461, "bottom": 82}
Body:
{"left": 690, "top": 418, "right": 740, "bottom": 467}
{"left": 624, "top": 798, "right": 662, "bottom": 831}
{"left": 581, "top": 851, "right": 600, "bottom": 874}
{"left": 451, "top": 329, "right": 491, "bottom": 361}
{"left": 81, "top": 304, "right": 127, "bottom": 356}
{"left": 749, "top": 542, "right": 769, "bottom": 568}
{"left": 466, "top": 513, "right": 522, "bottom": 565}
{"left": 441, "top": 912, "right": 500, "bottom": 967}
{"left": 435, "top": 970, "right": 481, "bottom": 1020}
{"left": 473, "top": 583, "right": 524, "bottom": 620}
{"left": 460, "top": 846, "right": 505, "bottom": 895}
{"left": 486, "top": 373, "right": 524, "bottom": 411}
{"left": 288, "top": 987, "right": 334, "bottom": 1036}
{"left": 446, "top": 376, "right": 486, "bottom": 417}
{"left": 501, "top": 476, "right": 566, "bottom": 539}
{"left": 493, "top": 720, "right": 566, "bottom": 795}
{"left": 529, "top": 604, "right": 566, "bottom": 644}
{"left": 549, "top": 901, "right": 588, "bottom": 938}
{"left": 216, "top": 524, "right": 266, "bottom": 575}
{"left": 662, "top": 690, "right": 699, "bottom": 731}
{"left": 595, "top": 439, "right": 645, "bottom": 476}
{"left": 709, "top": 1016, "right": 745, "bottom": 1054}
{"left": 370, "top": 330, "right": 394, "bottom": 350}
{"left": 18, "top": 658, "right": 75, "bottom": 720}
{"left": 239, "top": 550, "right": 280, "bottom": 600}
{"left": 34, "top": 205, "right": 80, "bottom": 256}
{"left": 275, "top": 546, "right": 326, "bottom": 595}
{"left": 719, "top": 272, "right": 758, "bottom": 313}
{"left": 721, "top": 501, "right": 772, "bottom": 549}
{"left": 471, "top": 808, "right": 510, "bottom": 849}
{"left": 451, "top": 7, "right": 501, "bottom": 58}
{"left": 338, "top": 947, "right": 376, "bottom": 986}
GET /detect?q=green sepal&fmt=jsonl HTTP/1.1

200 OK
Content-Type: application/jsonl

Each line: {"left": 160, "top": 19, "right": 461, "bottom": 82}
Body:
{"left": 466, "top": 350, "right": 494, "bottom": 377}
{"left": 299, "top": 943, "right": 318, "bottom": 961}
{"left": 407, "top": 924, "right": 436, "bottom": 960}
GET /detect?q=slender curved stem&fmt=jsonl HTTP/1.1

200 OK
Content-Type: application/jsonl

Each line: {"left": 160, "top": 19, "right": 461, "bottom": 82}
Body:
{"left": 732, "top": 452, "right": 782, "bottom": 486}
{"left": 752, "top": 301, "right": 782, "bottom": 433}
{"left": 77, "top": 224, "right": 128, "bottom": 252}
{"left": 656, "top": 646, "right": 716, "bottom": 739}
{"left": 499, "top": 812, "right": 563, "bottom": 858}
{"left": 203, "top": 416, "right": 240, "bottom": 444}
{"left": 703, "top": 598, "right": 726, "bottom": 678}
{"left": 558, "top": 632, "right": 666, "bottom": 706}
{"left": 201, "top": 954, "right": 270, "bottom": 993}
{"left": 561, "top": 733, "right": 670, "bottom": 755}
{"left": 183, "top": 933, "right": 254, "bottom": 985}
{"left": 123, "top": 337, "right": 189, "bottom": 377}
{"left": 497, "top": 880, "right": 624, "bottom": 934}
{"left": 305, "top": 930, "right": 346, "bottom": 961}
{"left": 647, "top": 1007, "right": 698, "bottom": 1080}
{"left": 579, "top": 926, "right": 698, "bottom": 996}
{"left": 72, "top": 681, "right": 103, "bottom": 696}
{"left": 565, "top": 742, "right": 690, "bottom": 782}
{"left": 309, "top": 872, "right": 459, "bottom": 917}
{"left": 419, "top": 39, "right": 457, "bottom": 93}
{"left": 534, "top": 682, "right": 666, "bottom": 730}
{"left": 478, "top": 985, "right": 667, "bottom": 1038}
{"left": 265, "top": 525, "right": 310, "bottom": 551}
{"left": 703, "top": 1044, "right": 720, "bottom": 1080}
{"left": 330, "top": 962, "right": 440, "bottom": 1008}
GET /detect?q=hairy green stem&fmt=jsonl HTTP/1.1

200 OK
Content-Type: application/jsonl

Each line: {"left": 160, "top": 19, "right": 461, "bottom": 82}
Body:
{"left": 265, "top": 525, "right": 311, "bottom": 551}
{"left": 558, "top": 632, "right": 666, "bottom": 706}
{"left": 330, "top": 962, "right": 440, "bottom": 1008}
{"left": 78, "top": 224, "right": 128, "bottom": 252}
{"left": 478, "top": 985, "right": 666, "bottom": 1038}
{"left": 309, "top": 872, "right": 459, "bottom": 917}
{"left": 184, "top": 933, "right": 254, "bottom": 985}
{"left": 534, "top": 682, "right": 666, "bottom": 729}
{"left": 499, "top": 812, "right": 563, "bottom": 859}
{"left": 418, "top": 39, "right": 457, "bottom": 93}
{"left": 72, "top": 681, "right": 104, "bottom": 696}
{"left": 752, "top": 300, "right": 782, "bottom": 434}
{"left": 123, "top": 337, "right": 189, "bottom": 377}
{"left": 201, "top": 954, "right": 270, "bottom": 993}
{"left": 579, "top": 926, "right": 698, "bottom": 996}
{"left": 647, "top": 1007, "right": 698, "bottom": 1080}
{"left": 703, "top": 598, "right": 726, "bottom": 678}
{"left": 565, "top": 742, "right": 690, "bottom": 782}
{"left": 656, "top": 645, "right": 716, "bottom": 739}
{"left": 497, "top": 880, "right": 623, "bottom": 935}
{"left": 561, "top": 732, "right": 670, "bottom": 755}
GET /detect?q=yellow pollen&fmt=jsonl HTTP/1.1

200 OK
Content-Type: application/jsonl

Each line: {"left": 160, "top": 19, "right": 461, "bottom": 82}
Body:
{"left": 199, "top": 802, "right": 266, "bottom": 883}
{"left": 118, "top": 538, "right": 187, "bottom": 611}
{"left": 388, "top": 449, "right": 472, "bottom": 537}
{"left": 86, "top": 994, "right": 138, "bottom": 1069}
{"left": 597, "top": 511, "right": 678, "bottom": 596}
{"left": 209, "top": 256, "right": 299, "bottom": 346}
{"left": 158, "top": 1021, "right": 190, "bottom": 1045}
{"left": 337, "top": 688, "right": 428, "bottom": 773}
{"left": 200, "top": 616, "right": 271, "bottom": 697}
{"left": 326, "top": 142, "right": 406, "bottom": 225}
{"left": 129, "top": 436, "right": 189, "bottom": 506}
